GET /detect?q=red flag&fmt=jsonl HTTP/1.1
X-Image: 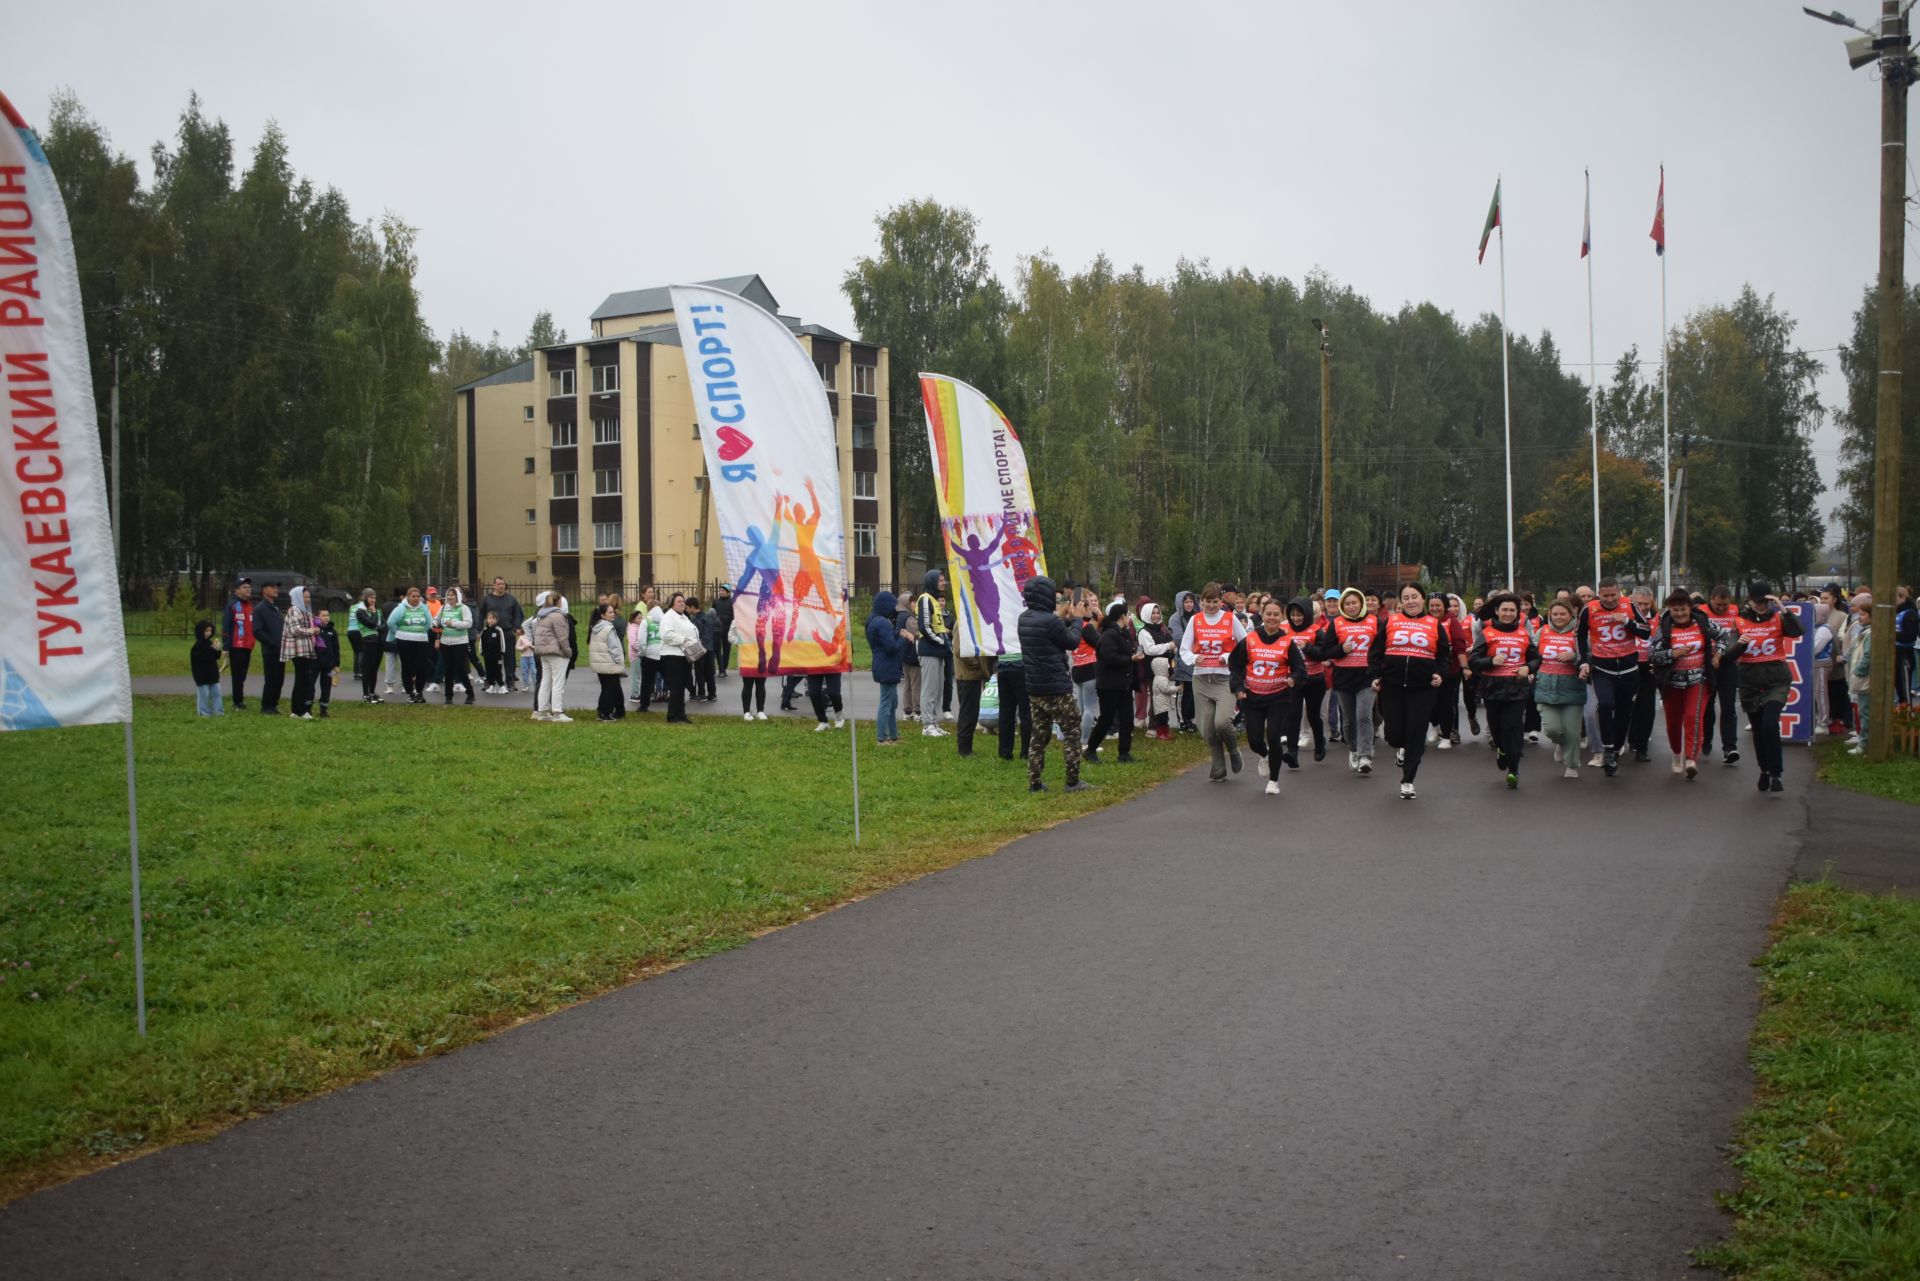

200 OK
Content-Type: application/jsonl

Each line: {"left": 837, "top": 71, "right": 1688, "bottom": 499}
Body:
{"left": 1650, "top": 166, "right": 1665, "bottom": 257}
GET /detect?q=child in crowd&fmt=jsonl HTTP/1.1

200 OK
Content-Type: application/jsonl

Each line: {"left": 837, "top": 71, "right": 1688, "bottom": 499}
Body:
{"left": 1150, "top": 654, "right": 1178, "bottom": 741}
{"left": 1848, "top": 594, "right": 1873, "bottom": 755}
{"left": 691, "top": 597, "right": 719, "bottom": 701}
{"left": 314, "top": 608, "right": 340, "bottom": 718}
{"left": 191, "top": 620, "right": 223, "bottom": 717}
{"left": 516, "top": 627, "right": 537, "bottom": 690}
{"left": 899, "top": 613, "right": 922, "bottom": 719}
{"left": 480, "top": 611, "right": 508, "bottom": 693}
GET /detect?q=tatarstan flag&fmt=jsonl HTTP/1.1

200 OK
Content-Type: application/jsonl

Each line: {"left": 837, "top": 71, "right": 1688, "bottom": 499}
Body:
{"left": 1478, "top": 179, "right": 1501, "bottom": 264}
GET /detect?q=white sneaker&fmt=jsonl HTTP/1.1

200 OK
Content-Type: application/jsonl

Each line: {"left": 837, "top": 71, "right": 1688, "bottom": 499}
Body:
{"left": 1425, "top": 727, "right": 1438, "bottom": 746}
{"left": 1348, "top": 751, "right": 1359, "bottom": 772}
{"left": 814, "top": 721, "right": 832, "bottom": 733}
{"left": 924, "top": 725, "right": 948, "bottom": 737}
{"left": 1264, "top": 780, "right": 1280, "bottom": 796}
{"left": 1436, "top": 738, "right": 1452, "bottom": 751}
{"left": 1358, "top": 757, "right": 1373, "bottom": 776}
{"left": 1849, "top": 744, "right": 1866, "bottom": 755}
{"left": 1552, "top": 744, "right": 1563, "bottom": 763}
{"left": 532, "top": 711, "right": 551, "bottom": 721}
{"left": 549, "top": 713, "right": 573, "bottom": 723}
{"left": 1588, "top": 754, "right": 1604, "bottom": 768}
{"left": 1672, "top": 758, "right": 1685, "bottom": 775}
{"left": 943, "top": 710, "right": 956, "bottom": 720}
{"left": 756, "top": 711, "right": 769, "bottom": 721}
{"left": 1563, "top": 766, "right": 1579, "bottom": 779}
{"left": 744, "top": 712, "right": 755, "bottom": 722}
{"left": 832, "top": 716, "right": 845, "bottom": 730}
{"left": 1526, "top": 731, "right": 1541, "bottom": 743}
{"left": 296, "top": 712, "right": 314, "bottom": 720}
{"left": 384, "top": 683, "right": 395, "bottom": 693}
{"left": 1400, "top": 782, "right": 1416, "bottom": 799}
{"left": 1395, "top": 748, "right": 1406, "bottom": 766}
{"left": 1846, "top": 734, "right": 1861, "bottom": 746}
{"left": 426, "top": 683, "right": 440, "bottom": 693}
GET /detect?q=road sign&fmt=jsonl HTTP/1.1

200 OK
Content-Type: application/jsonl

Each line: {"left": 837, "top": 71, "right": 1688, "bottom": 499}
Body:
{"left": 421, "top": 535, "right": 432, "bottom": 554}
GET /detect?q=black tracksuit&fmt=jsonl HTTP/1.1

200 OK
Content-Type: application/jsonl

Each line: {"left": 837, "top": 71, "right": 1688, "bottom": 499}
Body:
{"left": 1368, "top": 612, "right": 1452, "bottom": 784}
{"left": 1228, "top": 624, "right": 1311, "bottom": 782}
{"left": 252, "top": 597, "right": 286, "bottom": 713}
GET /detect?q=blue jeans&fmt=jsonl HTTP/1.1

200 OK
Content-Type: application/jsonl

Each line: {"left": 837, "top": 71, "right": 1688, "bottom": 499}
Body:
{"left": 196, "top": 683, "right": 224, "bottom": 716}
{"left": 876, "top": 681, "right": 899, "bottom": 741}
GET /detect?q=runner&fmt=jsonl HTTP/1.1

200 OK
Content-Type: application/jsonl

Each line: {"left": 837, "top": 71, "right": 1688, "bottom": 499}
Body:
{"left": 1625, "top": 584, "right": 1659, "bottom": 762}
{"left": 1309, "top": 587, "right": 1379, "bottom": 776}
{"left": 1647, "top": 589, "right": 1729, "bottom": 780}
{"left": 1179, "top": 581, "right": 1246, "bottom": 783}
{"left": 1699, "top": 585, "right": 1743, "bottom": 765}
{"left": 1371, "top": 583, "right": 1450, "bottom": 799}
{"left": 1532, "top": 599, "right": 1586, "bottom": 780}
{"left": 1228, "top": 598, "right": 1308, "bottom": 796}
{"left": 1574, "top": 576, "right": 1649, "bottom": 777}
{"left": 1724, "top": 581, "right": 1804, "bottom": 794}
{"left": 1469, "top": 592, "right": 1539, "bottom": 789}
{"left": 1281, "top": 597, "right": 1327, "bottom": 763}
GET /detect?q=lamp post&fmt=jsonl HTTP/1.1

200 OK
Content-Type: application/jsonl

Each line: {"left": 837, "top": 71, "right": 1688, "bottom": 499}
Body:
{"left": 1314, "top": 317, "right": 1333, "bottom": 589}
{"left": 1806, "top": 3, "right": 1912, "bottom": 761}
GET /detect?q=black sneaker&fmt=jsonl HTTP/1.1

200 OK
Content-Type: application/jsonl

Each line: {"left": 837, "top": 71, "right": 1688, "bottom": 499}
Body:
{"left": 1467, "top": 714, "right": 1481, "bottom": 737}
{"left": 1633, "top": 749, "right": 1650, "bottom": 763}
{"left": 465, "top": 694, "right": 475, "bottom": 705}
{"left": 1770, "top": 775, "right": 1785, "bottom": 793}
{"left": 1313, "top": 744, "right": 1326, "bottom": 762}
{"left": 1603, "top": 749, "right": 1619, "bottom": 776}
{"left": 1724, "top": 749, "right": 1740, "bottom": 766}
{"left": 1757, "top": 772, "right": 1771, "bottom": 793}
{"left": 1029, "top": 780, "right": 1047, "bottom": 793}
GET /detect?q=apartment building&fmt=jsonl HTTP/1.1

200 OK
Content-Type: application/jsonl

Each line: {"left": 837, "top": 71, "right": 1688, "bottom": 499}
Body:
{"left": 454, "top": 274, "right": 893, "bottom": 594}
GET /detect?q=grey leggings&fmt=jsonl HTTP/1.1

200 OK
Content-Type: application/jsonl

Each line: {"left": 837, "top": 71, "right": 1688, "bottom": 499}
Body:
{"left": 1334, "top": 686, "right": 1377, "bottom": 758}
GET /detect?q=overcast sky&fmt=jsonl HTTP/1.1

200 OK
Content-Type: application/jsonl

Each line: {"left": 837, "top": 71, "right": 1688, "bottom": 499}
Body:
{"left": 5, "top": 0, "right": 1900, "bottom": 529}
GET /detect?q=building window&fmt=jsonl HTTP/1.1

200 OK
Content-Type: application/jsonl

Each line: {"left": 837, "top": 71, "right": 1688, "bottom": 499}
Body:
{"left": 523, "top": 456, "right": 535, "bottom": 474}
{"left": 691, "top": 421, "right": 701, "bottom": 439}
{"left": 853, "top": 364, "right": 877, "bottom": 396}
{"left": 852, "top": 421, "right": 876, "bottom": 450}
{"left": 548, "top": 368, "right": 575, "bottom": 397}
{"left": 816, "top": 360, "right": 836, "bottom": 391}
{"left": 555, "top": 523, "right": 579, "bottom": 553}
{"left": 854, "top": 470, "right": 876, "bottom": 499}
{"left": 525, "top": 508, "right": 536, "bottom": 524}
{"left": 854, "top": 522, "right": 878, "bottom": 558}
{"left": 593, "top": 415, "right": 620, "bottom": 445}
{"left": 693, "top": 528, "right": 703, "bottom": 546}
{"left": 694, "top": 475, "right": 707, "bottom": 491}
{"left": 591, "top": 364, "right": 620, "bottom": 394}
{"left": 594, "top": 521, "right": 622, "bottom": 551}
{"left": 526, "top": 560, "right": 537, "bottom": 575}
{"left": 552, "top": 471, "right": 577, "bottom": 498}
{"left": 550, "top": 420, "right": 577, "bottom": 448}
{"left": 594, "top": 468, "right": 621, "bottom": 496}
{"left": 522, "top": 405, "right": 534, "bottom": 422}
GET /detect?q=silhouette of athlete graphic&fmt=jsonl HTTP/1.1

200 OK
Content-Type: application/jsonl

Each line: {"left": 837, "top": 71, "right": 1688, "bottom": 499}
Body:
{"left": 784, "top": 480, "right": 833, "bottom": 614}
{"left": 733, "top": 520, "right": 788, "bottom": 672}
{"left": 947, "top": 518, "right": 1009, "bottom": 651}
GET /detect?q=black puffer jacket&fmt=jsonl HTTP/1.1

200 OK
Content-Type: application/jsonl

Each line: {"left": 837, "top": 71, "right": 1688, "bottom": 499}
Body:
{"left": 1017, "top": 576, "right": 1079, "bottom": 696}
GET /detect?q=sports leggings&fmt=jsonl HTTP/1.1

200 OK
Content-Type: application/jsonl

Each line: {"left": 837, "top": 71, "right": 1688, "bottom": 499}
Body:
{"left": 1662, "top": 683, "right": 1708, "bottom": 759}
{"left": 1377, "top": 683, "right": 1437, "bottom": 783}
{"left": 1243, "top": 692, "right": 1295, "bottom": 781}
{"left": 1592, "top": 665, "right": 1640, "bottom": 752}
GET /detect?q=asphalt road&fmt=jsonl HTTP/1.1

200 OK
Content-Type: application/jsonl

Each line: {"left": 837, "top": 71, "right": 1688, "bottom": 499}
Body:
{"left": 1, "top": 728, "right": 1803, "bottom": 1280}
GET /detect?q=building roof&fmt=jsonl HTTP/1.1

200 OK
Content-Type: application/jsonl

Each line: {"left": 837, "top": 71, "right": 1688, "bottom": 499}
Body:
{"left": 590, "top": 274, "right": 778, "bottom": 322}
{"left": 453, "top": 358, "right": 533, "bottom": 392}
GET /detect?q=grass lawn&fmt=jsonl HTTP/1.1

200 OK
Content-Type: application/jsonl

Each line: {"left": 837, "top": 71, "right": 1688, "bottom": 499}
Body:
{"left": 0, "top": 695, "right": 1202, "bottom": 1201}
{"left": 1697, "top": 883, "right": 1920, "bottom": 1279}
{"left": 1815, "top": 739, "right": 1920, "bottom": 807}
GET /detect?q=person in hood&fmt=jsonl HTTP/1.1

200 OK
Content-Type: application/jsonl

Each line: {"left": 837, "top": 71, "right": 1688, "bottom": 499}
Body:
{"left": 1228, "top": 597, "right": 1309, "bottom": 796}
{"left": 867, "top": 590, "right": 906, "bottom": 745}
{"left": 1468, "top": 592, "right": 1540, "bottom": 788}
{"left": 1180, "top": 581, "right": 1247, "bottom": 782}
{"left": 1369, "top": 583, "right": 1452, "bottom": 799}
{"left": 190, "top": 619, "right": 223, "bottom": 717}
{"left": 1170, "top": 590, "right": 1199, "bottom": 732}
{"left": 1724, "top": 580, "right": 1804, "bottom": 793}
{"left": 1318, "top": 587, "right": 1346, "bottom": 744}
{"left": 386, "top": 586, "right": 434, "bottom": 703}
{"left": 712, "top": 586, "right": 736, "bottom": 677}
{"left": 1084, "top": 601, "right": 1138, "bottom": 765}
{"left": 1016, "top": 576, "right": 1094, "bottom": 793}
{"left": 588, "top": 602, "right": 627, "bottom": 721}
{"left": 1308, "top": 587, "right": 1380, "bottom": 775}
{"left": 282, "top": 586, "right": 319, "bottom": 720}
{"left": 528, "top": 591, "right": 574, "bottom": 722}
{"left": 1135, "top": 602, "right": 1176, "bottom": 740}
{"left": 438, "top": 587, "right": 475, "bottom": 705}
{"left": 1282, "top": 597, "right": 1328, "bottom": 762}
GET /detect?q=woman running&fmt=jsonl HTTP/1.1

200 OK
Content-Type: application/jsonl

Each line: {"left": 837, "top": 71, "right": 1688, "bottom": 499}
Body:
{"left": 1308, "top": 587, "right": 1379, "bottom": 776}
{"left": 1179, "top": 581, "right": 1246, "bottom": 783}
{"left": 1469, "top": 592, "right": 1539, "bottom": 789}
{"left": 1228, "top": 597, "right": 1309, "bottom": 795}
{"left": 1532, "top": 599, "right": 1587, "bottom": 780}
{"left": 1371, "top": 583, "right": 1450, "bottom": 799}
{"left": 1648, "top": 589, "right": 1729, "bottom": 779}
{"left": 1282, "top": 597, "right": 1327, "bottom": 763}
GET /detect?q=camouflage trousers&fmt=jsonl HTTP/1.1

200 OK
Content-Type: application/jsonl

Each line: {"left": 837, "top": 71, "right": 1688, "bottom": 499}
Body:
{"left": 1028, "top": 691, "right": 1084, "bottom": 786}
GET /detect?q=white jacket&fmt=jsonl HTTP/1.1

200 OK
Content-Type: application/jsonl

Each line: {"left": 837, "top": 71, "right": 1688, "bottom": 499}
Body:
{"left": 658, "top": 609, "right": 700, "bottom": 657}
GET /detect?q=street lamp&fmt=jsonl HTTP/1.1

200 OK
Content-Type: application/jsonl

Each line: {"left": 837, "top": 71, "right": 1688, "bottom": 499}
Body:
{"left": 1313, "top": 318, "right": 1332, "bottom": 589}
{"left": 1805, "top": 1, "right": 1915, "bottom": 762}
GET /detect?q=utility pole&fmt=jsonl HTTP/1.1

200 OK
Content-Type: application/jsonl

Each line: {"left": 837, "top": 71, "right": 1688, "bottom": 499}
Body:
{"left": 1315, "top": 318, "right": 1333, "bottom": 588}
{"left": 1869, "top": 0, "right": 1911, "bottom": 762}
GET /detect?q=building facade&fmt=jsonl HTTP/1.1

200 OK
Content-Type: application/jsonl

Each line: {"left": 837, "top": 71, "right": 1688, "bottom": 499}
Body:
{"left": 455, "top": 275, "right": 893, "bottom": 595}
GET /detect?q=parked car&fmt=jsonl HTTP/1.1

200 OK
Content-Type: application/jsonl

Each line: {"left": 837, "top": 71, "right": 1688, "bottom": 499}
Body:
{"left": 226, "top": 570, "right": 352, "bottom": 613}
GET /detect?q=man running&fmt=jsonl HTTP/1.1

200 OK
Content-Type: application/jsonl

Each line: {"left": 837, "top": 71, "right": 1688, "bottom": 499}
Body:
{"left": 1575, "top": 576, "right": 1649, "bottom": 776}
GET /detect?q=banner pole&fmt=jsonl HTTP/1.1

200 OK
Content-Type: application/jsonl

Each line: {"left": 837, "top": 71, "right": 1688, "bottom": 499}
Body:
{"left": 849, "top": 710, "right": 861, "bottom": 846}
{"left": 123, "top": 718, "right": 147, "bottom": 1037}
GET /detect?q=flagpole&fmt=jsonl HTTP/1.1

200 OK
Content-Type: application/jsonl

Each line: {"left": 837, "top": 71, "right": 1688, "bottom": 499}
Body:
{"left": 123, "top": 719, "right": 147, "bottom": 1036}
{"left": 1586, "top": 168, "right": 1603, "bottom": 586}
{"left": 849, "top": 709, "right": 861, "bottom": 846}
{"left": 1497, "top": 189, "right": 1516, "bottom": 590}
{"left": 1659, "top": 165, "right": 1673, "bottom": 595}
